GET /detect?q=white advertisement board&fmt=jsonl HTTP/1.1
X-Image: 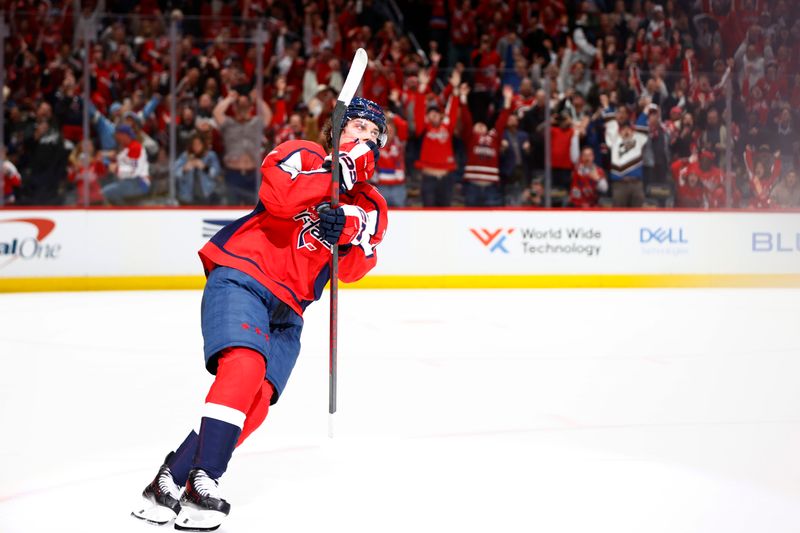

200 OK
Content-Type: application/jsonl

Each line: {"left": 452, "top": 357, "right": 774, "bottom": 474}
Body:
{"left": 371, "top": 210, "right": 800, "bottom": 276}
{"left": 0, "top": 209, "right": 797, "bottom": 289}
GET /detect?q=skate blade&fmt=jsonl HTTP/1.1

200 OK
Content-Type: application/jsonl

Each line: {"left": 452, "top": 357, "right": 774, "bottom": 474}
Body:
{"left": 174, "top": 508, "right": 226, "bottom": 531}
{"left": 131, "top": 496, "right": 178, "bottom": 526}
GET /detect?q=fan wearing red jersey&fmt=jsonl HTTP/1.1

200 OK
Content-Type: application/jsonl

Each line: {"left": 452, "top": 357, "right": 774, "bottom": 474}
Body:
{"left": 460, "top": 84, "right": 512, "bottom": 207}
{"left": 414, "top": 70, "right": 461, "bottom": 207}
{"left": 132, "top": 97, "right": 389, "bottom": 531}
{"left": 689, "top": 151, "right": 730, "bottom": 208}
{"left": 569, "top": 147, "right": 608, "bottom": 208}
{"left": 676, "top": 169, "right": 707, "bottom": 208}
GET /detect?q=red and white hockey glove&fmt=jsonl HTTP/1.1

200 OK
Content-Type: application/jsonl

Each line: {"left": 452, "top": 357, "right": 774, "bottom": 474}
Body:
{"left": 317, "top": 203, "right": 376, "bottom": 249}
{"left": 323, "top": 140, "right": 380, "bottom": 191}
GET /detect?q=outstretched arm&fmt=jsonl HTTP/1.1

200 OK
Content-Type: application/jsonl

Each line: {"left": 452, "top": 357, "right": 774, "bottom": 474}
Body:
{"left": 252, "top": 89, "right": 273, "bottom": 128}
{"left": 213, "top": 91, "right": 236, "bottom": 128}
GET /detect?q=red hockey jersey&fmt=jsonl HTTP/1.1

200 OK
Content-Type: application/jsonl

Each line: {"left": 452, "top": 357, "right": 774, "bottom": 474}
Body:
{"left": 682, "top": 157, "right": 727, "bottom": 208}
{"left": 569, "top": 165, "right": 607, "bottom": 207}
{"left": 199, "top": 140, "right": 388, "bottom": 316}
{"left": 461, "top": 107, "right": 509, "bottom": 184}
{"left": 415, "top": 93, "right": 460, "bottom": 173}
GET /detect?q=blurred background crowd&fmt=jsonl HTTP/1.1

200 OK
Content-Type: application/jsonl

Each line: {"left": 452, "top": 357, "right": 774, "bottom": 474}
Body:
{"left": 1, "top": 0, "right": 799, "bottom": 209}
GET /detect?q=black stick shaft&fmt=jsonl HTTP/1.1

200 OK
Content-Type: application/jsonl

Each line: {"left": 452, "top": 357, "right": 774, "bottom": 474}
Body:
{"left": 329, "top": 101, "right": 346, "bottom": 415}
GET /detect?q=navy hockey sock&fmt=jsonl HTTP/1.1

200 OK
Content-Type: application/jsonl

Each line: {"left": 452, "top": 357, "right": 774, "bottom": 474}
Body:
{"left": 167, "top": 430, "right": 199, "bottom": 485}
{"left": 190, "top": 347, "right": 264, "bottom": 479}
{"left": 193, "top": 416, "right": 242, "bottom": 479}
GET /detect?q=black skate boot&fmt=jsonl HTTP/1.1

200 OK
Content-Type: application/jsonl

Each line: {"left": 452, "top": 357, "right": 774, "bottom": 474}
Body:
{"left": 131, "top": 453, "right": 182, "bottom": 525}
{"left": 174, "top": 468, "right": 231, "bottom": 531}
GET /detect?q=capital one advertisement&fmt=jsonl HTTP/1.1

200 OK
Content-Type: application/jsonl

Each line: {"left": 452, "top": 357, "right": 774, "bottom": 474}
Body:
{"left": 0, "top": 216, "right": 74, "bottom": 276}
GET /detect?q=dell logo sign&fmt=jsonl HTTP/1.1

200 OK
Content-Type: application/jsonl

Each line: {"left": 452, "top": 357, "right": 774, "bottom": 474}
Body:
{"left": 640, "top": 227, "right": 688, "bottom": 244}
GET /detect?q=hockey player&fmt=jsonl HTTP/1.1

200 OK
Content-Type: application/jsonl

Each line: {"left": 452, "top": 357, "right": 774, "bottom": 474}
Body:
{"left": 131, "top": 96, "right": 389, "bottom": 531}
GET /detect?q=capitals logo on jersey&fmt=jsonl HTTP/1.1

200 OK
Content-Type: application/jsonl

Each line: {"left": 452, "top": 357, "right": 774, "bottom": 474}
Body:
{"left": 293, "top": 208, "right": 333, "bottom": 252}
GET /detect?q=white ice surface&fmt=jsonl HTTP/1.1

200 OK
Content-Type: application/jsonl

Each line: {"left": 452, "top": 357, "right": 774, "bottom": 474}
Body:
{"left": 1, "top": 288, "right": 799, "bottom": 533}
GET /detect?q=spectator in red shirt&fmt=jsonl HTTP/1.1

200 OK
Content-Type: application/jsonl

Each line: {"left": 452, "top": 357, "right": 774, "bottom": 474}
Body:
{"left": 448, "top": 0, "right": 477, "bottom": 67}
{"left": 274, "top": 112, "right": 306, "bottom": 145}
{"left": 690, "top": 150, "right": 729, "bottom": 208}
{"left": 66, "top": 141, "right": 107, "bottom": 206}
{"left": 415, "top": 88, "right": 460, "bottom": 207}
{"left": 549, "top": 112, "right": 578, "bottom": 203}
{"left": 675, "top": 169, "right": 706, "bottom": 208}
{"left": 569, "top": 146, "right": 608, "bottom": 208}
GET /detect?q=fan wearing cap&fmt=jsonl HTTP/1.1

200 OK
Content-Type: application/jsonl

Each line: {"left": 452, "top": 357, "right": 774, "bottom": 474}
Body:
{"left": 131, "top": 96, "right": 389, "bottom": 528}
{"left": 101, "top": 124, "right": 151, "bottom": 205}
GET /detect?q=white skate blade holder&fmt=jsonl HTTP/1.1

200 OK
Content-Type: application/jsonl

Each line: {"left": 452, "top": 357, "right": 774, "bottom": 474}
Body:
{"left": 131, "top": 496, "right": 178, "bottom": 526}
{"left": 174, "top": 507, "right": 227, "bottom": 531}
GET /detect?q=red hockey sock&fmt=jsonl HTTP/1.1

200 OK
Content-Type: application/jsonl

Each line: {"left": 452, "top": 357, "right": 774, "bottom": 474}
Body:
{"left": 237, "top": 380, "right": 274, "bottom": 446}
{"left": 205, "top": 347, "right": 266, "bottom": 414}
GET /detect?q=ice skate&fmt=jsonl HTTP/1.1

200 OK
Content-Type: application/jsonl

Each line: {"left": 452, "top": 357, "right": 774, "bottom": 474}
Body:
{"left": 131, "top": 455, "right": 182, "bottom": 526}
{"left": 174, "top": 468, "right": 230, "bottom": 531}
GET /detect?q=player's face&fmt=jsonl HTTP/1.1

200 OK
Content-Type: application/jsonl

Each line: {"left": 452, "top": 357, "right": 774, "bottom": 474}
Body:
{"left": 341, "top": 118, "right": 381, "bottom": 145}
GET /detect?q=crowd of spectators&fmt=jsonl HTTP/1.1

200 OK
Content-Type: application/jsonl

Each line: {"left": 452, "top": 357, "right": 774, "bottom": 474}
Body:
{"left": 2, "top": 0, "right": 799, "bottom": 209}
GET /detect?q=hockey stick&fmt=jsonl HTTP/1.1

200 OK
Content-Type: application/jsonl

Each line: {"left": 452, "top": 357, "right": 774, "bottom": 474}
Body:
{"left": 329, "top": 47, "right": 368, "bottom": 438}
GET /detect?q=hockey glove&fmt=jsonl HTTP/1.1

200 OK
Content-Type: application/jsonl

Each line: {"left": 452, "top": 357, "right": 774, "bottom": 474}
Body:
{"left": 322, "top": 140, "right": 380, "bottom": 191}
{"left": 317, "top": 203, "right": 370, "bottom": 246}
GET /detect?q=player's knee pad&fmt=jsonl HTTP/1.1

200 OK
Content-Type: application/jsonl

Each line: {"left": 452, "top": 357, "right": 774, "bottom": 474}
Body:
{"left": 205, "top": 347, "right": 267, "bottom": 413}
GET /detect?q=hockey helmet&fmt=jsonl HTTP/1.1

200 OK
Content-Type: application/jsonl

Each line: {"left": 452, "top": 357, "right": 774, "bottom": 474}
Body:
{"left": 342, "top": 96, "right": 387, "bottom": 147}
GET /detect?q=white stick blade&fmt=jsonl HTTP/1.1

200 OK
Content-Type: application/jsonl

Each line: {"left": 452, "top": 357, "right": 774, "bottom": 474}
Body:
{"left": 337, "top": 48, "right": 368, "bottom": 106}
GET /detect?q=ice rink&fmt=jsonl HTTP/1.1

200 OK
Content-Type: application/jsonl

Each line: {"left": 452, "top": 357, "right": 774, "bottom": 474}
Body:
{"left": 1, "top": 287, "right": 799, "bottom": 533}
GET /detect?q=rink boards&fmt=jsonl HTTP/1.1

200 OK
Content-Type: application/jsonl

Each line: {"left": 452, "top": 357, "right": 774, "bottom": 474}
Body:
{"left": 0, "top": 208, "right": 798, "bottom": 291}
